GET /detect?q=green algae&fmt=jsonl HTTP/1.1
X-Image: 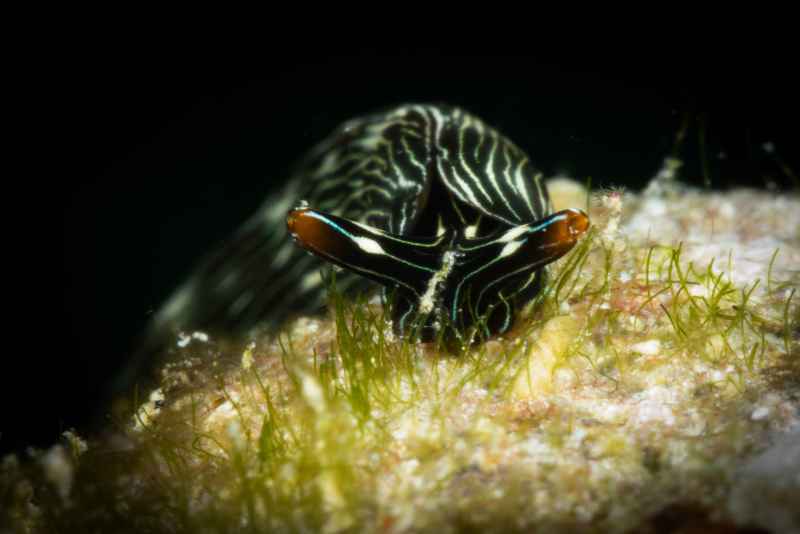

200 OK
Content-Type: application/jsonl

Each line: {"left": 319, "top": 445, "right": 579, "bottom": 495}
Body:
{"left": 3, "top": 181, "right": 799, "bottom": 534}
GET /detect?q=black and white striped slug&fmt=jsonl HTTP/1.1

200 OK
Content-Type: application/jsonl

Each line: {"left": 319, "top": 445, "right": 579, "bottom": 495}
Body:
{"left": 152, "top": 104, "right": 589, "bottom": 346}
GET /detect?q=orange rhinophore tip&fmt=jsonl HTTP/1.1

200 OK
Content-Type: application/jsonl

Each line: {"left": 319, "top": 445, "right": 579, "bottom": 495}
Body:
{"left": 286, "top": 207, "right": 307, "bottom": 237}
{"left": 564, "top": 208, "right": 590, "bottom": 239}
{"left": 543, "top": 208, "right": 590, "bottom": 250}
{"left": 286, "top": 207, "right": 338, "bottom": 256}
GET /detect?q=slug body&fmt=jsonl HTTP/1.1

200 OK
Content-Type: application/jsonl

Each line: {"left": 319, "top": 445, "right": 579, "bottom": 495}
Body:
{"left": 152, "top": 104, "right": 588, "bottom": 346}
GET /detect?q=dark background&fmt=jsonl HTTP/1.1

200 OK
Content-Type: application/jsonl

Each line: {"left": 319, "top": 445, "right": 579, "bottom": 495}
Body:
{"left": 7, "top": 47, "right": 798, "bottom": 456}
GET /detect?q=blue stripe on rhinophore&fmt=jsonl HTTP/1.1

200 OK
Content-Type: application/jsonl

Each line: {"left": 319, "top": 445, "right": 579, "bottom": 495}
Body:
{"left": 306, "top": 209, "right": 444, "bottom": 250}
{"left": 303, "top": 210, "right": 438, "bottom": 276}
{"left": 458, "top": 213, "right": 566, "bottom": 251}
{"left": 305, "top": 210, "right": 357, "bottom": 241}
{"left": 529, "top": 213, "right": 566, "bottom": 232}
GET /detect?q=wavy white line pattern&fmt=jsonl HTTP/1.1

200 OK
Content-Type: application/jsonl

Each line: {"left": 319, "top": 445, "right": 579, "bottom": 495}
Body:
{"left": 149, "top": 104, "right": 553, "bottom": 346}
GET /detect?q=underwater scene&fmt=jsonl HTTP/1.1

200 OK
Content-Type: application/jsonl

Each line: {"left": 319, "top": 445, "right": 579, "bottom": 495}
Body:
{"left": 10, "top": 51, "right": 799, "bottom": 533}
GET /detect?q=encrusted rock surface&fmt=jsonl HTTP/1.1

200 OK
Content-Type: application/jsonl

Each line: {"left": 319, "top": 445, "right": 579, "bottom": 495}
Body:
{"left": 3, "top": 177, "right": 798, "bottom": 533}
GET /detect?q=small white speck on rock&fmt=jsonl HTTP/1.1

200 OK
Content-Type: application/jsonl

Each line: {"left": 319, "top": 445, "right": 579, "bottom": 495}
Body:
{"left": 630, "top": 339, "right": 660, "bottom": 356}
